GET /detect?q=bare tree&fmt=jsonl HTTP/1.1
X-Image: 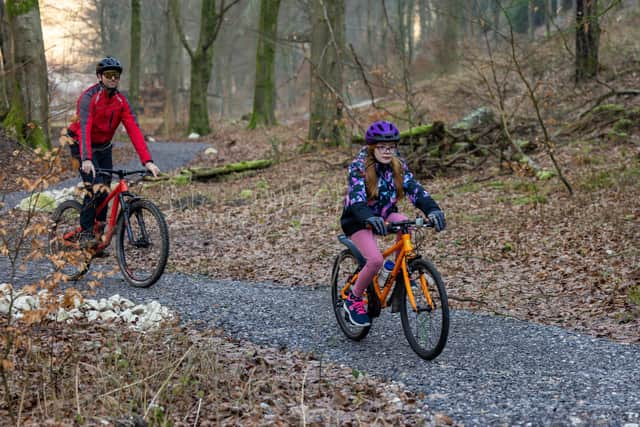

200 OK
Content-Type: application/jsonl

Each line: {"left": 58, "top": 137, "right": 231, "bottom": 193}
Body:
{"left": 0, "top": 0, "right": 10, "bottom": 118}
{"left": 129, "top": 0, "right": 141, "bottom": 111}
{"left": 575, "top": 0, "right": 599, "bottom": 82}
{"left": 163, "top": 0, "right": 180, "bottom": 136}
{"left": 434, "top": 0, "right": 461, "bottom": 72}
{"left": 308, "top": 0, "right": 346, "bottom": 146}
{"left": 3, "top": 0, "right": 49, "bottom": 149}
{"left": 248, "top": 0, "right": 281, "bottom": 129}
{"left": 171, "top": 0, "right": 240, "bottom": 135}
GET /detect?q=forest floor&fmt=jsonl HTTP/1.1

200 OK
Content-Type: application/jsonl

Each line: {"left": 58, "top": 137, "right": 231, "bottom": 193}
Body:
{"left": 2, "top": 16, "right": 640, "bottom": 425}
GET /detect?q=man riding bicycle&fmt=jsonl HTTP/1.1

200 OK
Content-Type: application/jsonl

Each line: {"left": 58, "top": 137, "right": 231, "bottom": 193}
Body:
{"left": 66, "top": 56, "right": 160, "bottom": 248}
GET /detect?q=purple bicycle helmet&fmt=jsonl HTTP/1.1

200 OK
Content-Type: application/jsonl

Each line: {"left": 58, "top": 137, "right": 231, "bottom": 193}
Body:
{"left": 365, "top": 120, "right": 400, "bottom": 144}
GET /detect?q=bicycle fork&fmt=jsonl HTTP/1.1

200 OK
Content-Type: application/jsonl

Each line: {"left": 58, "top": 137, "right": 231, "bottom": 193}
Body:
{"left": 399, "top": 235, "right": 436, "bottom": 314}
{"left": 120, "top": 194, "right": 150, "bottom": 248}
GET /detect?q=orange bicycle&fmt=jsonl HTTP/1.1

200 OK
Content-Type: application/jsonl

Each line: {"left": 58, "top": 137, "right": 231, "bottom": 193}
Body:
{"left": 331, "top": 218, "right": 449, "bottom": 360}
{"left": 48, "top": 168, "right": 169, "bottom": 287}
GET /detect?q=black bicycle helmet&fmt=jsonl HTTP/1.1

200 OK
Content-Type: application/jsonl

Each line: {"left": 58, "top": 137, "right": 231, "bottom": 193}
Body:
{"left": 96, "top": 56, "right": 123, "bottom": 75}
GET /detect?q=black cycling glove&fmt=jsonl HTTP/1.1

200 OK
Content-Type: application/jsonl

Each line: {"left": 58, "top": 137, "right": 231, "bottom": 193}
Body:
{"left": 365, "top": 216, "right": 387, "bottom": 236}
{"left": 427, "top": 210, "right": 446, "bottom": 232}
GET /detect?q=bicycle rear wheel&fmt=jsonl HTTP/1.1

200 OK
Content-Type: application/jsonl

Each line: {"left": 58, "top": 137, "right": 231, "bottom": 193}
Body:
{"left": 115, "top": 199, "right": 169, "bottom": 287}
{"left": 331, "top": 249, "right": 370, "bottom": 341}
{"left": 48, "top": 200, "right": 91, "bottom": 281}
{"left": 399, "top": 258, "right": 449, "bottom": 360}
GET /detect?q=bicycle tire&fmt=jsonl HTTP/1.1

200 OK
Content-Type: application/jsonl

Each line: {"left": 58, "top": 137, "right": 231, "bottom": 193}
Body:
{"left": 331, "top": 249, "right": 371, "bottom": 341}
{"left": 48, "top": 200, "right": 91, "bottom": 281}
{"left": 399, "top": 258, "right": 449, "bottom": 360}
{"left": 115, "top": 199, "right": 169, "bottom": 287}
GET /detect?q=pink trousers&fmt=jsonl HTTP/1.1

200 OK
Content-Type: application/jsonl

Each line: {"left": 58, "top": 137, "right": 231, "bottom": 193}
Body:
{"left": 349, "top": 212, "right": 407, "bottom": 297}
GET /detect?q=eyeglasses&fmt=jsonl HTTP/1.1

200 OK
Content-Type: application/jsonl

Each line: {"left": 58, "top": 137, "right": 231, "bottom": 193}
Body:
{"left": 375, "top": 144, "right": 397, "bottom": 153}
{"left": 102, "top": 71, "right": 121, "bottom": 80}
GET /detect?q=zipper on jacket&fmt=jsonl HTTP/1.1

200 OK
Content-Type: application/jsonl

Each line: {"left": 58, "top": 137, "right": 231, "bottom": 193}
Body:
{"left": 109, "top": 111, "right": 114, "bottom": 129}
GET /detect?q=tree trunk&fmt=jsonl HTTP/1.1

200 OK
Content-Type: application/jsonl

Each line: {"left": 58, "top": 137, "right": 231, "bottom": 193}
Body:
{"left": 575, "top": 0, "right": 599, "bottom": 82}
{"left": 307, "top": 0, "right": 345, "bottom": 146}
{"left": 544, "top": 0, "right": 551, "bottom": 37}
{"left": 164, "top": 0, "right": 180, "bottom": 136}
{"left": 248, "top": 0, "right": 280, "bottom": 129}
{"left": 418, "top": 0, "right": 429, "bottom": 52}
{"left": 406, "top": 0, "right": 414, "bottom": 63}
{"left": 562, "top": 0, "right": 574, "bottom": 12}
{"left": 528, "top": 0, "right": 535, "bottom": 41}
{"left": 129, "top": 0, "right": 141, "bottom": 112}
{"left": 188, "top": 48, "right": 214, "bottom": 135}
{"left": 0, "top": 0, "right": 10, "bottom": 117}
{"left": 172, "top": 0, "right": 232, "bottom": 136}
{"left": 3, "top": 0, "right": 49, "bottom": 149}
{"left": 435, "top": 0, "right": 460, "bottom": 72}
{"left": 492, "top": 0, "right": 500, "bottom": 44}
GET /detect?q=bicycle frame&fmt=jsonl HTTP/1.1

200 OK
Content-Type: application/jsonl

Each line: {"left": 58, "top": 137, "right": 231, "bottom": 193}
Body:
{"left": 61, "top": 173, "right": 140, "bottom": 250}
{"left": 340, "top": 228, "right": 435, "bottom": 313}
{"left": 92, "top": 178, "right": 128, "bottom": 249}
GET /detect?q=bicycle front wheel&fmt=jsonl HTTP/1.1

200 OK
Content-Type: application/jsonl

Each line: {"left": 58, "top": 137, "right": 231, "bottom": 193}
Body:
{"left": 399, "top": 258, "right": 449, "bottom": 360}
{"left": 116, "top": 199, "right": 169, "bottom": 287}
{"left": 331, "top": 249, "right": 370, "bottom": 341}
{"left": 48, "top": 200, "right": 92, "bottom": 281}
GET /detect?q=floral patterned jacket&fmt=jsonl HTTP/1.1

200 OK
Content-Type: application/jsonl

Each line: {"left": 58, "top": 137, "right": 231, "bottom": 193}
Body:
{"left": 340, "top": 146, "right": 440, "bottom": 236}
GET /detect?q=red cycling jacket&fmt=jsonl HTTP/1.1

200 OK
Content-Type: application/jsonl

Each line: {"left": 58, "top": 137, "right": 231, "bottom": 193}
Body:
{"left": 68, "top": 83, "right": 152, "bottom": 164}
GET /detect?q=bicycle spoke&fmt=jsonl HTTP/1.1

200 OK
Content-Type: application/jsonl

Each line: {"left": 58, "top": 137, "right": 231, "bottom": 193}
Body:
{"left": 400, "top": 258, "right": 449, "bottom": 360}
{"left": 331, "top": 250, "right": 370, "bottom": 340}
{"left": 116, "top": 200, "right": 169, "bottom": 287}
{"left": 49, "top": 200, "right": 90, "bottom": 281}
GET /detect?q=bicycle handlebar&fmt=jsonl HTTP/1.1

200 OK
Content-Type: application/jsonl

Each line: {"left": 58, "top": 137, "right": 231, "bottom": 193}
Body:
{"left": 96, "top": 168, "right": 150, "bottom": 179}
{"left": 385, "top": 218, "right": 434, "bottom": 233}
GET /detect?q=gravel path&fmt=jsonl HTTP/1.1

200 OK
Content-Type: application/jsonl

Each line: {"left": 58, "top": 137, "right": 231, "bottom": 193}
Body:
{"left": 0, "top": 140, "right": 209, "bottom": 212}
{"left": 2, "top": 262, "right": 639, "bottom": 426}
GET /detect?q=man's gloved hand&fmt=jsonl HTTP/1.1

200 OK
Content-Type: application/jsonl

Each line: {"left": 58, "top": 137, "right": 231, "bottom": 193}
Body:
{"left": 427, "top": 210, "right": 446, "bottom": 232}
{"left": 145, "top": 161, "right": 160, "bottom": 177}
{"left": 365, "top": 216, "right": 387, "bottom": 236}
{"left": 81, "top": 160, "right": 95, "bottom": 178}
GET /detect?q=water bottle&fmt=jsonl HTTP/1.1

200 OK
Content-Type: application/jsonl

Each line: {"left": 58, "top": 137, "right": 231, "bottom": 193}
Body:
{"left": 377, "top": 259, "right": 395, "bottom": 288}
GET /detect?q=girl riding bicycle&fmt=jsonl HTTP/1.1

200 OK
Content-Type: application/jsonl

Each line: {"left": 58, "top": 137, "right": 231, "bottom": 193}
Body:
{"left": 340, "top": 120, "right": 446, "bottom": 327}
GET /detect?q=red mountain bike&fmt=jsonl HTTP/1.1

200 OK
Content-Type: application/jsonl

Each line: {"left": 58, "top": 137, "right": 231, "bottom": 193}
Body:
{"left": 48, "top": 168, "right": 169, "bottom": 287}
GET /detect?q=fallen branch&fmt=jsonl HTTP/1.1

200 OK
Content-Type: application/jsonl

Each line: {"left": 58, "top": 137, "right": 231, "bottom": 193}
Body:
{"left": 351, "top": 122, "right": 444, "bottom": 144}
{"left": 579, "top": 89, "right": 640, "bottom": 119}
{"left": 183, "top": 159, "right": 273, "bottom": 181}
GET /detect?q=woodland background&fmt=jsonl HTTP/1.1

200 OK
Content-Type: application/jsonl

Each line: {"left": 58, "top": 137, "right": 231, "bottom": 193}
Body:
{"left": 0, "top": 0, "right": 639, "bottom": 425}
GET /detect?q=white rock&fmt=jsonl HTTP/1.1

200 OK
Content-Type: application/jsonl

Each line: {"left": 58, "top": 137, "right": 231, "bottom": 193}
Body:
{"left": 14, "top": 295, "right": 38, "bottom": 311}
{"left": 86, "top": 311, "right": 99, "bottom": 322}
{"left": 131, "top": 304, "right": 146, "bottom": 315}
{"left": 0, "top": 300, "right": 10, "bottom": 315}
{"left": 68, "top": 308, "right": 84, "bottom": 319}
{"left": 16, "top": 186, "right": 77, "bottom": 212}
{"left": 188, "top": 132, "right": 200, "bottom": 139}
{"left": 120, "top": 309, "right": 139, "bottom": 324}
{"left": 55, "top": 308, "right": 71, "bottom": 322}
{"left": 0, "top": 283, "right": 13, "bottom": 294}
{"left": 100, "top": 310, "right": 118, "bottom": 322}
{"left": 204, "top": 147, "right": 218, "bottom": 156}
{"left": 83, "top": 300, "right": 100, "bottom": 311}
{"left": 135, "top": 319, "right": 154, "bottom": 331}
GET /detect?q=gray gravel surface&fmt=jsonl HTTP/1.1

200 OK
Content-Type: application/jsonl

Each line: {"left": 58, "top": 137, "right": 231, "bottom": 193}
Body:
{"left": 0, "top": 140, "right": 209, "bottom": 212}
{"left": 2, "top": 261, "right": 639, "bottom": 426}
